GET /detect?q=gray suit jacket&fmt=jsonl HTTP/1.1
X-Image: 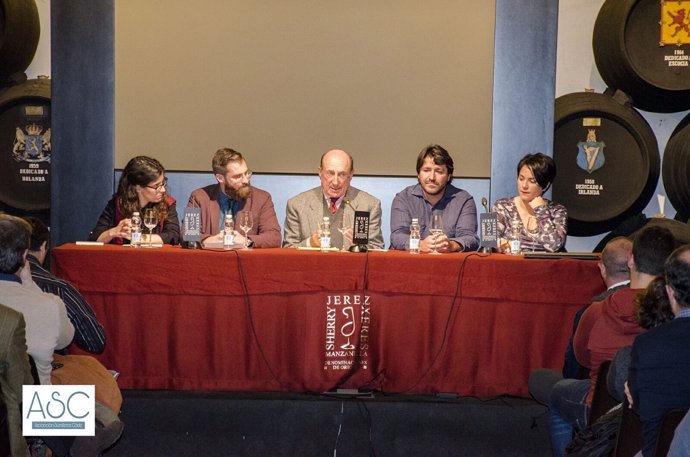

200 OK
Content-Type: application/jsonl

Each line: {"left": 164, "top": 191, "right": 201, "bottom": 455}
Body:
{"left": 0, "top": 304, "right": 33, "bottom": 457}
{"left": 283, "top": 187, "right": 384, "bottom": 249}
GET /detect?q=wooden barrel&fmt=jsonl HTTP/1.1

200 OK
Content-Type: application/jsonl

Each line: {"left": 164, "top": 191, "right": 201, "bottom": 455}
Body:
{"left": 662, "top": 111, "right": 690, "bottom": 221}
{"left": 593, "top": 0, "right": 690, "bottom": 113}
{"left": 0, "top": 77, "right": 51, "bottom": 218}
{"left": 552, "top": 91, "right": 660, "bottom": 236}
{"left": 0, "top": 0, "right": 41, "bottom": 84}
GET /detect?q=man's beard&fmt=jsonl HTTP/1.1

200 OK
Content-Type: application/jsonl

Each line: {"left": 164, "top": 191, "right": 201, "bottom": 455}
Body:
{"left": 224, "top": 183, "right": 251, "bottom": 201}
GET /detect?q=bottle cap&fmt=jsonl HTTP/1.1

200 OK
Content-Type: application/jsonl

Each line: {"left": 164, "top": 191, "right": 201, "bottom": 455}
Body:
{"left": 225, "top": 213, "right": 233, "bottom": 220}
{"left": 133, "top": 211, "right": 139, "bottom": 216}
{"left": 412, "top": 218, "right": 418, "bottom": 223}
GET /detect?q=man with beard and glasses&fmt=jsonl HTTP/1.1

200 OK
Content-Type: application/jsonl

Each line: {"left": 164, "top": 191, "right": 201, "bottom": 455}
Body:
{"left": 389, "top": 144, "right": 479, "bottom": 252}
{"left": 187, "top": 147, "right": 281, "bottom": 248}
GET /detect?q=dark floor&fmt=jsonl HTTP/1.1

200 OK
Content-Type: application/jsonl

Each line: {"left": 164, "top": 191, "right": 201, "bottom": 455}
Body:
{"left": 103, "top": 390, "right": 551, "bottom": 456}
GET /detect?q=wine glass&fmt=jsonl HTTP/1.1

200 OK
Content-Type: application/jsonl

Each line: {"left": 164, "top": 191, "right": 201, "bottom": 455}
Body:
{"left": 143, "top": 208, "right": 158, "bottom": 248}
{"left": 526, "top": 216, "right": 540, "bottom": 252}
{"left": 337, "top": 218, "right": 349, "bottom": 251}
{"left": 429, "top": 211, "right": 443, "bottom": 255}
{"left": 239, "top": 212, "right": 253, "bottom": 249}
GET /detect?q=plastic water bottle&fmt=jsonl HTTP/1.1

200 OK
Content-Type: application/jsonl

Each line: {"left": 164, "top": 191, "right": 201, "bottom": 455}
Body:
{"left": 509, "top": 215, "right": 522, "bottom": 255}
{"left": 320, "top": 217, "right": 331, "bottom": 251}
{"left": 131, "top": 212, "right": 142, "bottom": 247}
{"left": 409, "top": 218, "right": 420, "bottom": 254}
{"left": 223, "top": 213, "right": 235, "bottom": 249}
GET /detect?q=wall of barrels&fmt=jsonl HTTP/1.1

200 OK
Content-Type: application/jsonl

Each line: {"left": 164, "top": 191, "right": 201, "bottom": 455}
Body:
{"left": 553, "top": 0, "right": 690, "bottom": 240}
{"left": 0, "top": 0, "right": 51, "bottom": 225}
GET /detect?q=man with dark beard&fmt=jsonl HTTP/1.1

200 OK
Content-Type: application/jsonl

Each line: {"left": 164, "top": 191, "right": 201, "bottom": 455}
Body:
{"left": 389, "top": 144, "right": 479, "bottom": 252}
{"left": 187, "top": 147, "right": 281, "bottom": 248}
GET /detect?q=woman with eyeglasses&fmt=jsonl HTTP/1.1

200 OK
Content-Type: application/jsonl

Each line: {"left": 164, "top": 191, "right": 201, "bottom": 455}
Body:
{"left": 88, "top": 156, "right": 180, "bottom": 245}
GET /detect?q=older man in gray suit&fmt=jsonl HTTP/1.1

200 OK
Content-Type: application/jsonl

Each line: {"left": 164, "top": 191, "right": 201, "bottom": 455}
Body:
{"left": 283, "top": 149, "right": 384, "bottom": 249}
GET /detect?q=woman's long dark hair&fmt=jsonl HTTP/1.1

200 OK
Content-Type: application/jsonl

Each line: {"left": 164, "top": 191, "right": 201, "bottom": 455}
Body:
{"left": 116, "top": 156, "right": 169, "bottom": 224}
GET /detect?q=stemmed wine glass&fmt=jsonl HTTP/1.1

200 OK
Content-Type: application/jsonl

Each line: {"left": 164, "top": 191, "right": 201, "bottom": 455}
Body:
{"left": 337, "top": 218, "right": 349, "bottom": 251}
{"left": 239, "top": 212, "right": 253, "bottom": 249}
{"left": 525, "top": 216, "right": 540, "bottom": 252}
{"left": 429, "top": 211, "right": 444, "bottom": 255}
{"left": 143, "top": 208, "right": 158, "bottom": 248}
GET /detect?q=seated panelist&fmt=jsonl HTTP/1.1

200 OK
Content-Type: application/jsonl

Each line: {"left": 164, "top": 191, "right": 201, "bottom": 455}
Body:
{"left": 389, "top": 144, "right": 479, "bottom": 253}
{"left": 88, "top": 156, "right": 180, "bottom": 245}
{"left": 283, "top": 149, "right": 384, "bottom": 250}
{"left": 186, "top": 147, "right": 281, "bottom": 248}
{"left": 491, "top": 152, "right": 567, "bottom": 252}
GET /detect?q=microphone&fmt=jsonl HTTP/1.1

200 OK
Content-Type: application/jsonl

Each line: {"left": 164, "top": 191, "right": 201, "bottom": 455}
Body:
{"left": 343, "top": 198, "right": 356, "bottom": 212}
{"left": 481, "top": 197, "right": 489, "bottom": 213}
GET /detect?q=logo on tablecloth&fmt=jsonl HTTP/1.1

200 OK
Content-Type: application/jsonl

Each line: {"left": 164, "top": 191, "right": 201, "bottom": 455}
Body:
{"left": 324, "top": 294, "right": 371, "bottom": 371}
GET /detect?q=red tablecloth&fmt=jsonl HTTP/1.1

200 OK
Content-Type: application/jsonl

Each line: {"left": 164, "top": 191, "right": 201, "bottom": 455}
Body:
{"left": 52, "top": 245, "right": 603, "bottom": 396}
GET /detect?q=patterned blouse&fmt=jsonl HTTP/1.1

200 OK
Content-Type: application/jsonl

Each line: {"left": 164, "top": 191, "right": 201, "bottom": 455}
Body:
{"left": 491, "top": 197, "right": 568, "bottom": 252}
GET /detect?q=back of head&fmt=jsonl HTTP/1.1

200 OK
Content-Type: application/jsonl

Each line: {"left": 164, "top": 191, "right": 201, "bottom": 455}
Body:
{"left": 517, "top": 152, "right": 556, "bottom": 191}
{"left": 601, "top": 236, "right": 632, "bottom": 282}
{"left": 212, "top": 148, "right": 244, "bottom": 174}
{"left": 664, "top": 244, "right": 690, "bottom": 309}
{"left": 416, "top": 144, "right": 454, "bottom": 180}
{"left": 23, "top": 216, "right": 50, "bottom": 251}
{"left": 0, "top": 214, "right": 31, "bottom": 274}
{"left": 635, "top": 276, "right": 674, "bottom": 329}
{"left": 632, "top": 225, "right": 677, "bottom": 275}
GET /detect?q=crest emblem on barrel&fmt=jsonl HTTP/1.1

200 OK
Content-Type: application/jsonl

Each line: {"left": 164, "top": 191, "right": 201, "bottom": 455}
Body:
{"left": 576, "top": 129, "right": 606, "bottom": 173}
{"left": 12, "top": 123, "right": 51, "bottom": 163}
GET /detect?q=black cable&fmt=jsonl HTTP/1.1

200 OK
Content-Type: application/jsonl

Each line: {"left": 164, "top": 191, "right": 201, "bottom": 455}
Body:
{"left": 233, "top": 250, "right": 292, "bottom": 391}
{"left": 394, "top": 252, "right": 480, "bottom": 394}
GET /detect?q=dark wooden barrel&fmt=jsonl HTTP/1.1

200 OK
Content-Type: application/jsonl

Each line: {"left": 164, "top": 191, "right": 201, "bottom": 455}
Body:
{"left": 0, "top": 0, "right": 41, "bottom": 84}
{"left": 0, "top": 77, "right": 51, "bottom": 221}
{"left": 593, "top": 0, "right": 690, "bottom": 113}
{"left": 552, "top": 91, "right": 660, "bottom": 236}
{"left": 662, "top": 111, "right": 690, "bottom": 221}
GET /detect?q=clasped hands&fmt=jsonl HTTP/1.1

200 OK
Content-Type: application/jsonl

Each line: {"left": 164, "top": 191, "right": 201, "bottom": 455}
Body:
{"left": 309, "top": 227, "right": 353, "bottom": 248}
{"left": 421, "top": 232, "right": 459, "bottom": 253}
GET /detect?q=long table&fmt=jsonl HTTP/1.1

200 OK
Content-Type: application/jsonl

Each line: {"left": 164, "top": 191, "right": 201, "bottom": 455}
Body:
{"left": 51, "top": 245, "right": 603, "bottom": 397}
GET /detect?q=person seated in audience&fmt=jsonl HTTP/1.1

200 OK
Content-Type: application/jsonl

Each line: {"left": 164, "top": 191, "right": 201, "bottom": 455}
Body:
{"left": 88, "top": 155, "right": 180, "bottom": 245}
{"left": 491, "top": 152, "right": 567, "bottom": 252}
{"left": 563, "top": 236, "right": 632, "bottom": 378}
{"left": 625, "top": 244, "right": 690, "bottom": 457}
{"left": 389, "top": 144, "right": 479, "bottom": 252}
{"left": 529, "top": 225, "right": 676, "bottom": 457}
{"left": 607, "top": 275, "right": 674, "bottom": 403}
{"left": 668, "top": 409, "right": 690, "bottom": 457}
{"left": 24, "top": 216, "right": 107, "bottom": 354}
{"left": 186, "top": 147, "right": 281, "bottom": 248}
{"left": 0, "top": 214, "right": 74, "bottom": 385}
{"left": 0, "top": 303, "right": 34, "bottom": 457}
{"left": 283, "top": 149, "right": 384, "bottom": 250}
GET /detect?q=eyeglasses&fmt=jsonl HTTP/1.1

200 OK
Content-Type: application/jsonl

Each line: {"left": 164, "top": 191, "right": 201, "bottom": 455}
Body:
{"left": 228, "top": 171, "right": 252, "bottom": 183}
{"left": 146, "top": 177, "right": 168, "bottom": 191}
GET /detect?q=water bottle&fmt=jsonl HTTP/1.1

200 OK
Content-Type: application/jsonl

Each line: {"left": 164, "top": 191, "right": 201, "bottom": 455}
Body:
{"left": 131, "top": 212, "right": 142, "bottom": 247}
{"left": 509, "top": 215, "right": 521, "bottom": 255}
{"left": 409, "top": 218, "right": 420, "bottom": 254}
{"left": 223, "top": 213, "right": 235, "bottom": 249}
{"left": 320, "top": 217, "right": 331, "bottom": 251}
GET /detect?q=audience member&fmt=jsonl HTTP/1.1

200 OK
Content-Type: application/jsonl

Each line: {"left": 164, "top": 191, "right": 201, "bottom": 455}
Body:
{"left": 626, "top": 244, "right": 690, "bottom": 456}
{"left": 0, "top": 214, "right": 74, "bottom": 385}
{"left": 492, "top": 152, "right": 567, "bottom": 252}
{"left": 606, "top": 276, "right": 674, "bottom": 403}
{"left": 389, "top": 144, "right": 479, "bottom": 252}
{"left": 88, "top": 156, "right": 180, "bottom": 245}
{"left": 668, "top": 409, "right": 690, "bottom": 457}
{"left": 0, "top": 304, "right": 33, "bottom": 457}
{"left": 283, "top": 149, "right": 384, "bottom": 249}
{"left": 563, "top": 236, "right": 632, "bottom": 378}
{"left": 529, "top": 225, "right": 676, "bottom": 457}
{"left": 24, "top": 217, "right": 106, "bottom": 353}
{"left": 186, "top": 147, "right": 281, "bottom": 248}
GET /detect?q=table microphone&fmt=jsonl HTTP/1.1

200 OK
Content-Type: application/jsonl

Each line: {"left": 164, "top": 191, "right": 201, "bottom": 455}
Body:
{"left": 481, "top": 197, "right": 489, "bottom": 214}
